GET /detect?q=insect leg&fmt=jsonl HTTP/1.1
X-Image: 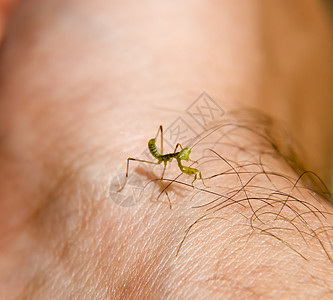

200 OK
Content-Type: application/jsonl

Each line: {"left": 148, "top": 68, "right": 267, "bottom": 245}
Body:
{"left": 173, "top": 143, "right": 183, "bottom": 153}
{"left": 160, "top": 160, "right": 172, "bottom": 209}
{"left": 198, "top": 170, "right": 209, "bottom": 188}
{"left": 160, "top": 125, "right": 163, "bottom": 155}
{"left": 117, "top": 157, "right": 161, "bottom": 192}
{"left": 179, "top": 164, "right": 209, "bottom": 188}
{"left": 190, "top": 173, "right": 197, "bottom": 187}
{"left": 154, "top": 125, "right": 164, "bottom": 155}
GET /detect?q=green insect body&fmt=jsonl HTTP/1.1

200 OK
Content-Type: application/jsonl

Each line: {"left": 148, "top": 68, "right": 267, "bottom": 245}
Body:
{"left": 118, "top": 125, "right": 207, "bottom": 208}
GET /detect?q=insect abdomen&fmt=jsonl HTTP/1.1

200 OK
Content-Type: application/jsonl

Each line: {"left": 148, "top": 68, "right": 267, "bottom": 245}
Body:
{"left": 148, "top": 138, "right": 160, "bottom": 159}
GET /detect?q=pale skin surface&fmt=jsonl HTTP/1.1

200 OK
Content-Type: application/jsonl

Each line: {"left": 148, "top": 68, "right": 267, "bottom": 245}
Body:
{"left": 1, "top": 0, "right": 333, "bottom": 299}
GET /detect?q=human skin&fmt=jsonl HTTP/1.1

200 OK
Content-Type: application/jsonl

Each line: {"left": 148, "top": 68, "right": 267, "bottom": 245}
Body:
{"left": 0, "top": 0, "right": 333, "bottom": 299}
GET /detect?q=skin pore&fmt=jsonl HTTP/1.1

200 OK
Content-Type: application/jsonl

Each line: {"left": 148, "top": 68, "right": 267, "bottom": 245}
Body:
{"left": 0, "top": 0, "right": 333, "bottom": 299}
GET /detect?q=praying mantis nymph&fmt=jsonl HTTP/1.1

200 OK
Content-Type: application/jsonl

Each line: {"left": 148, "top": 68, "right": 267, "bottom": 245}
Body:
{"left": 117, "top": 125, "right": 213, "bottom": 208}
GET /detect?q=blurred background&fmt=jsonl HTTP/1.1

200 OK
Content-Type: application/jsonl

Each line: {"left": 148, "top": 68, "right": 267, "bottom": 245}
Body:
{"left": 0, "top": 0, "right": 332, "bottom": 190}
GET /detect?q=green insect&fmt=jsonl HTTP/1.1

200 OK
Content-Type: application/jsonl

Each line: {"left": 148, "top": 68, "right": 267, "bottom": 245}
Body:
{"left": 117, "top": 125, "right": 209, "bottom": 208}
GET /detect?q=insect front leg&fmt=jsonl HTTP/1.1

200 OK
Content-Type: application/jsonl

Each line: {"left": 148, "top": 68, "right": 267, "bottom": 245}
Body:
{"left": 197, "top": 169, "right": 209, "bottom": 188}
{"left": 179, "top": 164, "right": 209, "bottom": 188}
{"left": 190, "top": 173, "right": 197, "bottom": 187}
